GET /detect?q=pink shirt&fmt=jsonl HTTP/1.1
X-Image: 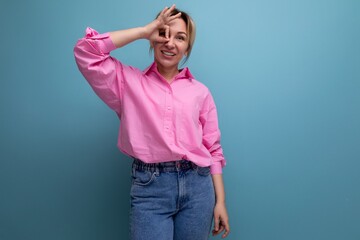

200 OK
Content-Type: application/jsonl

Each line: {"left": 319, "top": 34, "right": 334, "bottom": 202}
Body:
{"left": 74, "top": 27, "right": 226, "bottom": 174}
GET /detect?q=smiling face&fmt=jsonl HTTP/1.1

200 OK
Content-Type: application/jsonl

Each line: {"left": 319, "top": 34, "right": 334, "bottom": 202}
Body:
{"left": 153, "top": 18, "right": 189, "bottom": 73}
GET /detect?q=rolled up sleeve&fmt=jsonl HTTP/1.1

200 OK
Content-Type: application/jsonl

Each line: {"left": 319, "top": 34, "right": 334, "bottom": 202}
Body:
{"left": 73, "top": 27, "right": 123, "bottom": 114}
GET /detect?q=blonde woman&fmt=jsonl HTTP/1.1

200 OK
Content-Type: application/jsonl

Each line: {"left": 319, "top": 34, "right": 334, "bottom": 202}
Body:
{"left": 74, "top": 5, "right": 230, "bottom": 239}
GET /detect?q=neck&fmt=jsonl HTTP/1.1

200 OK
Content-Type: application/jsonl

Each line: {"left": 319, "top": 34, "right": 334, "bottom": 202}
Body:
{"left": 156, "top": 64, "right": 179, "bottom": 82}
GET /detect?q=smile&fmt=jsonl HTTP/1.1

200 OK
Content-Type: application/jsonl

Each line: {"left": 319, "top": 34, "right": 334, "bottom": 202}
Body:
{"left": 161, "top": 51, "right": 176, "bottom": 56}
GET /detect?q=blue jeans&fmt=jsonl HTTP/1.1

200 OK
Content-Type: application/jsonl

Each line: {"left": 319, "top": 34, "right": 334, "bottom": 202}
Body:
{"left": 130, "top": 159, "right": 215, "bottom": 240}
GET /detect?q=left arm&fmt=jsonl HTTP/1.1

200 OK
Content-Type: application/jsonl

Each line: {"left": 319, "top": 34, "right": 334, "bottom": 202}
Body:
{"left": 200, "top": 91, "right": 230, "bottom": 238}
{"left": 212, "top": 174, "right": 230, "bottom": 238}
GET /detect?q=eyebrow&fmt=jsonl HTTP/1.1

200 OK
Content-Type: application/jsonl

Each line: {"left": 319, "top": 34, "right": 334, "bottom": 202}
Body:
{"left": 177, "top": 32, "right": 188, "bottom": 36}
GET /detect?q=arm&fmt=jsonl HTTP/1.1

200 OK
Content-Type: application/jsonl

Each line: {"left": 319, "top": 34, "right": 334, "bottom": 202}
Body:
{"left": 74, "top": 28, "right": 122, "bottom": 113}
{"left": 212, "top": 174, "right": 230, "bottom": 238}
{"left": 73, "top": 5, "right": 181, "bottom": 113}
{"left": 109, "top": 4, "right": 181, "bottom": 48}
{"left": 200, "top": 91, "right": 230, "bottom": 237}
{"left": 200, "top": 92, "right": 226, "bottom": 174}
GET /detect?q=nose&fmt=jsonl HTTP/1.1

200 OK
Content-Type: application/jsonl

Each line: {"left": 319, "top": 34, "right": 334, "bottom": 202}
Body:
{"left": 164, "top": 37, "right": 175, "bottom": 48}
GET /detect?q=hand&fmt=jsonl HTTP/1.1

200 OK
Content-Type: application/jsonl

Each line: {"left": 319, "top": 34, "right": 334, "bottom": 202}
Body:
{"left": 212, "top": 202, "right": 230, "bottom": 238}
{"left": 143, "top": 4, "right": 181, "bottom": 44}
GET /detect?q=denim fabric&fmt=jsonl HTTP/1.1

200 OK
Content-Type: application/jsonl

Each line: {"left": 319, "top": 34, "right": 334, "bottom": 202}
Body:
{"left": 130, "top": 159, "right": 215, "bottom": 240}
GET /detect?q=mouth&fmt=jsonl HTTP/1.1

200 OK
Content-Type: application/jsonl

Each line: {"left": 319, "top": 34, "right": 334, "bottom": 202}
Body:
{"left": 161, "top": 50, "right": 176, "bottom": 57}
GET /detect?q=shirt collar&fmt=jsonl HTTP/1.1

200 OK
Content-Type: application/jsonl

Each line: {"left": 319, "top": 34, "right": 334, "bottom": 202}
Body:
{"left": 143, "top": 62, "right": 194, "bottom": 81}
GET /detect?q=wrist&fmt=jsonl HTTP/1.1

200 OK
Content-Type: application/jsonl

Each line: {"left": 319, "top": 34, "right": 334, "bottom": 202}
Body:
{"left": 215, "top": 198, "right": 226, "bottom": 205}
{"left": 138, "top": 26, "right": 148, "bottom": 39}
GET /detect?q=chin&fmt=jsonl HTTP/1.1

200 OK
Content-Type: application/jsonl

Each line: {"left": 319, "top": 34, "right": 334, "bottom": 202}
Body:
{"left": 156, "top": 59, "right": 180, "bottom": 69}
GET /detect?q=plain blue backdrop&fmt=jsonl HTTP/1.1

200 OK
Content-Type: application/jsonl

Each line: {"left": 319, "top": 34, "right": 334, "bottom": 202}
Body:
{"left": 1, "top": 0, "right": 359, "bottom": 239}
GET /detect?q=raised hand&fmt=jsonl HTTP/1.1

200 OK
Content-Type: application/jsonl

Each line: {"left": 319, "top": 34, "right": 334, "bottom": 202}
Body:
{"left": 143, "top": 4, "right": 182, "bottom": 44}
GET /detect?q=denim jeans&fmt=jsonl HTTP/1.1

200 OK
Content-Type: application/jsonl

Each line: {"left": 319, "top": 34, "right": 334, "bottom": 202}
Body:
{"left": 130, "top": 158, "right": 215, "bottom": 240}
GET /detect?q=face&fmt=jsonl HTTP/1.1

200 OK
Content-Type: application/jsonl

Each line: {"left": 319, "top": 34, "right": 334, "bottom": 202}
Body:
{"left": 153, "top": 18, "right": 189, "bottom": 71}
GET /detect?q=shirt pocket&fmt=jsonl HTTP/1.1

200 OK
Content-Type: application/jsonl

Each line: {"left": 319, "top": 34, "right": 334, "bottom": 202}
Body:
{"left": 179, "top": 103, "right": 203, "bottom": 150}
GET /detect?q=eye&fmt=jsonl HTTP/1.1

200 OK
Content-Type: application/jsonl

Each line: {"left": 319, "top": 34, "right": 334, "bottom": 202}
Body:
{"left": 176, "top": 36, "right": 186, "bottom": 41}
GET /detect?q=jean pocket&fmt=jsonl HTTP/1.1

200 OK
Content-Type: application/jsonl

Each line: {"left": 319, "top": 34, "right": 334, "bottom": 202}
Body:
{"left": 132, "top": 169, "right": 157, "bottom": 186}
{"left": 195, "top": 166, "right": 211, "bottom": 176}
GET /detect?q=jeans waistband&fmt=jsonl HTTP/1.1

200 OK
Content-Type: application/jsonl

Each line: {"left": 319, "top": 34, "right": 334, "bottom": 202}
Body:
{"left": 132, "top": 158, "right": 198, "bottom": 172}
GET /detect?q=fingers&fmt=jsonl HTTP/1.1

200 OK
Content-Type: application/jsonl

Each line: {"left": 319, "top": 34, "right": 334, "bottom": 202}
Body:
{"left": 160, "top": 6, "right": 168, "bottom": 17}
{"left": 212, "top": 226, "right": 225, "bottom": 237}
{"left": 214, "top": 217, "right": 220, "bottom": 232}
{"left": 164, "top": 25, "right": 170, "bottom": 39}
{"left": 213, "top": 224, "right": 224, "bottom": 234}
{"left": 159, "top": 5, "right": 174, "bottom": 19}
{"left": 158, "top": 4, "right": 181, "bottom": 24}
{"left": 164, "top": 4, "right": 176, "bottom": 17}
{"left": 164, "top": 5, "right": 181, "bottom": 23}
{"left": 212, "top": 219, "right": 230, "bottom": 238}
{"left": 212, "top": 217, "right": 224, "bottom": 236}
{"left": 153, "top": 36, "right": 167, "bottom": 44}
{"left": 222, "top": 221, "right": 230, "bottom": 238}
{"left": 152, "top": 5, "right": 181, "bottom": 43}
{"left": 168, "top": 12, "right": 182, "bottom": 22}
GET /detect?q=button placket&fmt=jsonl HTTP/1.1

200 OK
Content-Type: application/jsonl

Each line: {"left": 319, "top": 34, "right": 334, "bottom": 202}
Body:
{"left": 164, "top": 88, "right": 174, "bottom": 145}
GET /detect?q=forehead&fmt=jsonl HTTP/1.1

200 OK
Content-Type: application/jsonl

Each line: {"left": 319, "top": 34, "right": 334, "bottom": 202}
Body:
{"left": 168, "top": 18, "right": 187, "bottom": 34}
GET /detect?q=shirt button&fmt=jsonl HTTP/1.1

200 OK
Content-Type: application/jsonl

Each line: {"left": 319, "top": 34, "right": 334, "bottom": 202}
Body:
{"left": 167, "top": 106, "right": 171, "bottom": 110}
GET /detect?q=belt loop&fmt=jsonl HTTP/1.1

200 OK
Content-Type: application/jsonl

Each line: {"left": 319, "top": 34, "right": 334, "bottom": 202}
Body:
{"left": 155, "top": 165, "right": 160, "bottom": 175}
{"left": 191, "top": 162, "right": 197, "bottom": 170}
{"left": 176, "top": 161, "right": 181, "bottom": 171}
{"left": 131, "top": 163, "right": 136, "bottom": 176}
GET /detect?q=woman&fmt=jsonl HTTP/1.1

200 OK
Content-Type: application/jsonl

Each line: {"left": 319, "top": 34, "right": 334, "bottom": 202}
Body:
{"left": 74, "top": 4, "right": 230, "bottom": 240}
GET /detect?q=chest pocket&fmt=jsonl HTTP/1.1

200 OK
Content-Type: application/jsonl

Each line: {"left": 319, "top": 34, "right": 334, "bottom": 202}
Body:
{"left": 179, "top": 102, "right": 203, "bottom": 150}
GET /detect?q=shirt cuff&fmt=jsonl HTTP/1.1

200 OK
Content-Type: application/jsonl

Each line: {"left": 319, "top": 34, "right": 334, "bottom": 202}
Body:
{"left": 85, "top": 27, "right": 117, "bottom": 53}
{"left": 210, "top": 161, "right": 223, "bottom": 174}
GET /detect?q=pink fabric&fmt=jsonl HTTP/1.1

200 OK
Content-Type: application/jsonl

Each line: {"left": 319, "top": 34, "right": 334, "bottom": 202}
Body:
{"left": 74, "top": 27, "right": 226, "bottom": 174}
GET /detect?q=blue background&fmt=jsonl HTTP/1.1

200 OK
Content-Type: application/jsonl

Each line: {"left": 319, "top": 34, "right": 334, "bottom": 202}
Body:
{"left": 1, "top": 0, "right": 359, "bottom": 239}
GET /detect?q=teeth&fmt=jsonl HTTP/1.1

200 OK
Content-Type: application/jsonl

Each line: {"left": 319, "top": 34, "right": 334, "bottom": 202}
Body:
{"left": 162, "top": 51, "right": 175, "bottom": 56}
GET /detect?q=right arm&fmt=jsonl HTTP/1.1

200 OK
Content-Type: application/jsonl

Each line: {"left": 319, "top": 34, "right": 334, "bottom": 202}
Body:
{"left": 109, "top": 4, "right": 181, "bottom": 48}
{"left": 73, "top": 28, "right": 124, "bottom": 113}
{"left": 109, "top": 27, "right": 146, "bottom": 48}
{"left": 73, "top": 5, "right": 180, "bottom": 113}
